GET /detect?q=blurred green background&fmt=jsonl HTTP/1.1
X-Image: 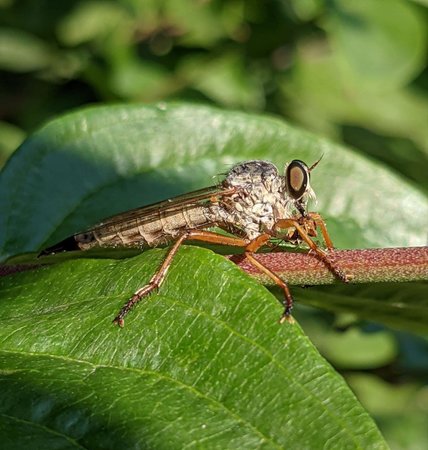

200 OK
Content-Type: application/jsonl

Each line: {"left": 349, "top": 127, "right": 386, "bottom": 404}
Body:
{"left": 1, "top": 0, "right": 427, "bottom": 448}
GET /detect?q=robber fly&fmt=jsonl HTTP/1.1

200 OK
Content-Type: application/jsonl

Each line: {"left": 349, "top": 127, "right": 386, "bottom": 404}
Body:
{"left": 40, "top": 158, "right": 348, "bottom": 326}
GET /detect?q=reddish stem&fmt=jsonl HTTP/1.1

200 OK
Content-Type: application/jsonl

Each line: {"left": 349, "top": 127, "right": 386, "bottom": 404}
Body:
{"left": 228, "top": 247, "right": 428, "bottom": 285}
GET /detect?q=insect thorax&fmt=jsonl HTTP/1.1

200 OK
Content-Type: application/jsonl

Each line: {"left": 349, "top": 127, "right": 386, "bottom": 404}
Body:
{"left": 214, "top": 161, "right": 294, "bottom": 239}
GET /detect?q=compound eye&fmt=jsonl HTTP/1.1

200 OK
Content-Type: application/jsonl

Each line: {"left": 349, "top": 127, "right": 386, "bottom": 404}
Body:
{"left": 285, "top": 160, "right": 309, "bottom": 200}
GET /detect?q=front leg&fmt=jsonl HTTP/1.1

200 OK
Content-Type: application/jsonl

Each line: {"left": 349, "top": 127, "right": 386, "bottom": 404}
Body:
{"left": 307, "top": 212, "right": 334, "bottom": 250}
{"left": 274, "top": 218, "right": 350, "bottom": 283}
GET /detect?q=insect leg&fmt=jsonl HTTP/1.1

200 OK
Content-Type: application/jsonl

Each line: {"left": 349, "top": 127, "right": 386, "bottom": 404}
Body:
{"left": 113, "top": 230, "right": 249, "bottom": 327}
{"left": 244, "top": 234, "right": 295, "bottom": 324}
{"left": 275, "top": 219, "right": 349, "bottom": 283}
{"left": 307, "top": 212, "right": 334, "bottom": 250}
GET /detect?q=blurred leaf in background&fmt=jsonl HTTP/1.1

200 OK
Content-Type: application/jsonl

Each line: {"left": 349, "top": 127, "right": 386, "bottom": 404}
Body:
{"left": 282, "top": 0, "right": 428, "bottom": 192}
{"left": 1, "top": 0, "right": 427, "bottom": 184}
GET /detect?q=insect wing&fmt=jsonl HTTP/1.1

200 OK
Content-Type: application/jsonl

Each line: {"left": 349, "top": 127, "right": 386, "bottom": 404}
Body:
{"left": 83, "top": 185, "right": 234, "bottom": 236}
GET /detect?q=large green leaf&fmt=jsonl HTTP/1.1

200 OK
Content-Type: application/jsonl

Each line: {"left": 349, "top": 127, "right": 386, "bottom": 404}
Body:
{"left": 0, "top": 102, "right": 426, "bottom": 448}
{"left": 0, "top": 247, "right": 386, "bottom": 449}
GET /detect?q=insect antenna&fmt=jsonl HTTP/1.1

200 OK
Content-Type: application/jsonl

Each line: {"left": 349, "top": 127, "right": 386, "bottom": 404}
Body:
{"left": 309, "top": 154, "right": 324, "bottom": 172}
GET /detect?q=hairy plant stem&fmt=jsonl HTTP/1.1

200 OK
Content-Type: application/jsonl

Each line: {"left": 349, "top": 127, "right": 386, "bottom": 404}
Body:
{"left": 228, "top": 247, "right": 428, "bottom": 286}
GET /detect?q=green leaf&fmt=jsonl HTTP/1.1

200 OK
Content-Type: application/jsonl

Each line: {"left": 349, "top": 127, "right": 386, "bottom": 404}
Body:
{"left": 178, "top": 52, "right": 265, "bottom": 109}
{"left": 303, "top": 324, "right": 398, "bottom": 370}
{"left": 0, "top": 247, "right": 387, "bottom": 449}
{"left": 290, "top": 0, "right": 323, "bottom": 21}
{"left": 298, "top": 282, "right": 428, "bottom": 335}
{"left": 325, "top": 0, "right": 427, "bottom": 89}
{"left": 347, "top": 373, "right": 428, "bottom": 449}
{"left": 0, "top": 102, "right": 426, "bottom": 262}
{"left": 283, "top": 42, "right": 428, "bottom": 162}
{"left": 0, "top": 28, "right": 53, "bottom": 73}
{"left": 56, "top": 1, "right": 130, "bottom": 46}
{"left": 0, "top": 121, "right": 25, "bottom": 168}
{"left": 165, "top": 0, "right": 229, "bottom": 47}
